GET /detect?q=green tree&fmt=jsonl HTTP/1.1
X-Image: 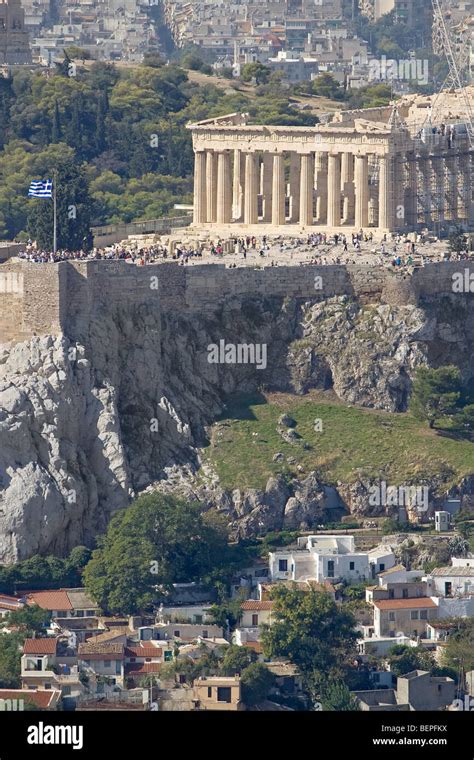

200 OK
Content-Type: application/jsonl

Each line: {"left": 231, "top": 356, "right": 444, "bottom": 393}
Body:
{"left": 51, "top": 99, "right": 62, "bottom": 143}
{"left": 410, "top": 365, "right": 462, "bottom": 429}
{"left": 261, "top": 586, "right": 357, "bottom": 683}
{"left": 220, "top": 645, "right": 257, "bottom": 676}
{"left": 455, "top": 404, "right": 474, "bottom": 436}
{"left": 0, "top": 633, "right": 23, "bottom": 687}
{"left": 241, "top": 63, "right": 271, "bottom": 85}
{"left": 241, "top": 662, "right": 276, "bottom": 706}
{"left": 27, "top": 156, "right": 93, "bottom": 250}
{"left": 347, "top": 84, "right": 393, "bottom": 109}
{"left": 448, "top": 536, "right": 469, "bottom": 558}
{"left": 387, "top": 645, "right": 434, "bottom": 677}
{"left": 320, "top": 679, "right": 360, "bottom": 711}
{"left": 180, "top": 53, "right": 208, "bottom": 72}
{"left": 311, "top": 73, "right": 345, "bottom": 100}
{"left": 208, "top": 588, "right": 247, "bottom": 630}
{"left": 2, "top": 604, "right": 51, "bottom": 636}
{"left": 442, "top": 619, "right": 474, "bottom": 673}
{"left": 83, "top": 494, "right": 229, "bottom": 615}
{"left": 63, "top": 46, "right": 92, "bottom": 61}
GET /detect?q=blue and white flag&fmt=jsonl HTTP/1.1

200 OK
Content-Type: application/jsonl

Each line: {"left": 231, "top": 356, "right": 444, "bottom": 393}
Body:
{"left": 28, "top": 179, "right": 53, "bottom": 198}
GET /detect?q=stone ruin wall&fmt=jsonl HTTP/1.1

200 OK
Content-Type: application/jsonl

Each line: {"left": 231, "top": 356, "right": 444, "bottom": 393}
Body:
{"left": 0, "top": 259, "right": 469, "bottom": 346}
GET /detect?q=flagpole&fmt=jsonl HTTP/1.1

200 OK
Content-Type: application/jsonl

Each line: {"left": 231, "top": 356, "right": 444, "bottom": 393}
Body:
{"left": 53, "top": 171, "right": 57, "bottom": 255}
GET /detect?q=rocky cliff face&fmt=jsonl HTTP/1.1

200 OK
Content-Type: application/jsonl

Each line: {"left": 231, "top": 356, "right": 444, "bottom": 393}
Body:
{"left": 1, "top": 291, "right": 473, "bottom": 562}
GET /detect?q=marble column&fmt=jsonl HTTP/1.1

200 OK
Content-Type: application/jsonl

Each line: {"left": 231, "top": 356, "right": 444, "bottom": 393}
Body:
{"left": 289, "top": 153, "right": 301, "bottom": 223}
{"left": 262, "top": 153, "right": 273, "bottom": 222}
{"left": 444, "top": 156, "right": 458, "bottom": 222}
{"left": 341, "top": 152, "right": 355, "bottom": 225}
{"left": 404, "top": 153, "right": 418, "bottom": 229}
{"left": 232, "top": 149, "right": 242, "bottom": 221}
{"left": 193, "top": 150, "right": 207, "bottom": 224}
{"left": 354, "top": 154, "right": 369, "bottom": 229}
{"left": 327, "top": 153, "right": 341, "bottom": 228}
{"left": 315, "top": 151, "right": 328, "bottom": 224}
{"left": 378, "top": 155, "right": 395, "bottom": 230}
{"left": 272, "top": 153, "right": 286, "bottom": 226}
{"left": 206, "top": 151, "right": 218, "bottom": 223}
{"left": 430, "top": 155, "right": 445, "bottom": 225}
{"left": 458, "top": 155, "right": 471, "bottom": 221}
{"left": 216, "top": 151, "right": 232, "bottom": 224}
{"left": 299, "top": 154, "right": 314, "bottom": 227}
{"left": 418, "top": 156, "right": 433, "bottom": 225}
{"left": 244, "top": 152, "right": 259, "bottom": 225}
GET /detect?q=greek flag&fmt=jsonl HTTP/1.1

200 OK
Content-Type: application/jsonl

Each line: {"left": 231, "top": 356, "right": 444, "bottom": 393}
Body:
{"left": 28, "top": 179, "right": 53, "bottom": 198}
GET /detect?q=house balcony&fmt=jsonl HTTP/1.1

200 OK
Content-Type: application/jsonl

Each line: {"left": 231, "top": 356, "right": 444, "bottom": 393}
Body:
{"left": 21, "top": 666, "right": 56, "bottom": 678}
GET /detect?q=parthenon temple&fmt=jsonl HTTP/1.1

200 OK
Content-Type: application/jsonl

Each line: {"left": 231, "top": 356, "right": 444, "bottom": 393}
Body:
{"left": 188, "top": 100, "right": 474, "bottom": 235}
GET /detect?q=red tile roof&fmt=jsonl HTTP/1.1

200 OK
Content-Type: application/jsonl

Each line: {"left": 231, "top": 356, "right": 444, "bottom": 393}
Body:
{"left": 0, "top": 594, "right": 23, "bottom": 604}
{"left": 26, "top": 590, "right": 72, "bottom": 611}
{"left": 125, "top": 662, "right": 163, "bottom": 675}
{"left": 125, "top": 645, "right": 163, "bottom": 659}
{"left": 23, "top": 638, "right": 58, "bottom": 655}
{"left": 0, "top": 601, "right": 23, "bottom": 611}
{"left": 78, "top": 642, "right": 124, "bottom": 659}
{"left": 0, "top": 689, "right": 59, "bottom": 709}
{"left": 374, "top": 598, "right": 437, "bottom": 611}
{"left": 242, "top": 641, "right": 264, "bottom": 653}
{"left": 241, "top": 601, "right": 274, "bottom": 611}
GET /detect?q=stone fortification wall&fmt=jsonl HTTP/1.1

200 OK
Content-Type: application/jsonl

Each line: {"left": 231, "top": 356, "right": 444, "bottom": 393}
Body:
{"left": 0, "top": 260, "right": 468, "bottom": 345}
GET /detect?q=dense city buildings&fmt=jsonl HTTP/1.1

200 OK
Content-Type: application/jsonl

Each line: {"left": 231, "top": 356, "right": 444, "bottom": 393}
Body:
{"left": 0, "top": 0, "right": 32, "bottom": 63}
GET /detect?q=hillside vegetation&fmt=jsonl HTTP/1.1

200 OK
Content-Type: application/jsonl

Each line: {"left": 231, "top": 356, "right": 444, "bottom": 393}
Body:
{"left": 201, "top": 391, "right": 474, "bottom": 491}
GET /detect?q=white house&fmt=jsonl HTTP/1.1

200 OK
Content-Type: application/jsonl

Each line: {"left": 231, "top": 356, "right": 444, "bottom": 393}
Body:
{"left": 427, "top": 566, "right": 474, "bottom": 598}
{"left": 269, "top": 535, "right": 395, "bottom": 584}
{"left": 233, "top": 600, "right": 274, "bottom": 650}
{"left": 433, "top": 595, "right": 474, "bottom": 619}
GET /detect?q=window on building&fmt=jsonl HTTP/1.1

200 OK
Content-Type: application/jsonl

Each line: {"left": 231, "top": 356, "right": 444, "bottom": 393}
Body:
{"left": 349, "top": 562, "right": 355, "bottom": 571}
{"left": 174, "top": 630, "right": 180, "bottom": 637}
{"left": 411, "top": 611, "right": 419, "bottom": 620}
{"left": 44, "top": 683, "right": 51, "bottom": 690}
{"left": 217, "top": 687, "right": 232, "bottom": 703}
{"left": 402, "top": 589, "right": 409, "bottom": 598}
{"left": 56, "top": 611, "right": 67, "bottom": 618}
{"left": 76, "top": 610, "right": 84, "bottom": 617}
{"left": 327, "top": 560, "right": 335, "bottom": 578}
{"left": 164, "top": 651, "right": 172, "bottom": 662}
{"left": 278, "top": 559, "right": 288, "bottom": 572}
{"left": 207, "top": 687, "right": 212, "bottom": 698}
{"left": 203, "top": 631, "right": 208, "bottom": 639}
{"left": 389, "top": 590, "right": 395, "bottom": 599}
{"left": 379, "top": 564, "right": 385, "bottom": 572}
{"left": 420, "top": 610, "right": 428, "bottom": 620}
{"left": 194, "top": 615, "right": 203, "bottom": 624}
{"left": 389, "top": 612, "right": 395, "bottom": 621}
{"left": 252, "top": 614, "right": 259, "bottom": 627}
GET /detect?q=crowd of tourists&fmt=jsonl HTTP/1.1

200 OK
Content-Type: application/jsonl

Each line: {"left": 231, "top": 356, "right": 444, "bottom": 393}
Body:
{"left": 14, "top": 230, "right": 474, "bottom": 269}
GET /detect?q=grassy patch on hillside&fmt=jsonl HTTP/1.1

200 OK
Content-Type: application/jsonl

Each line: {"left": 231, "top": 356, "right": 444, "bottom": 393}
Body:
{"left": 200, "top": 391, "right": 474, "bottom": 491}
